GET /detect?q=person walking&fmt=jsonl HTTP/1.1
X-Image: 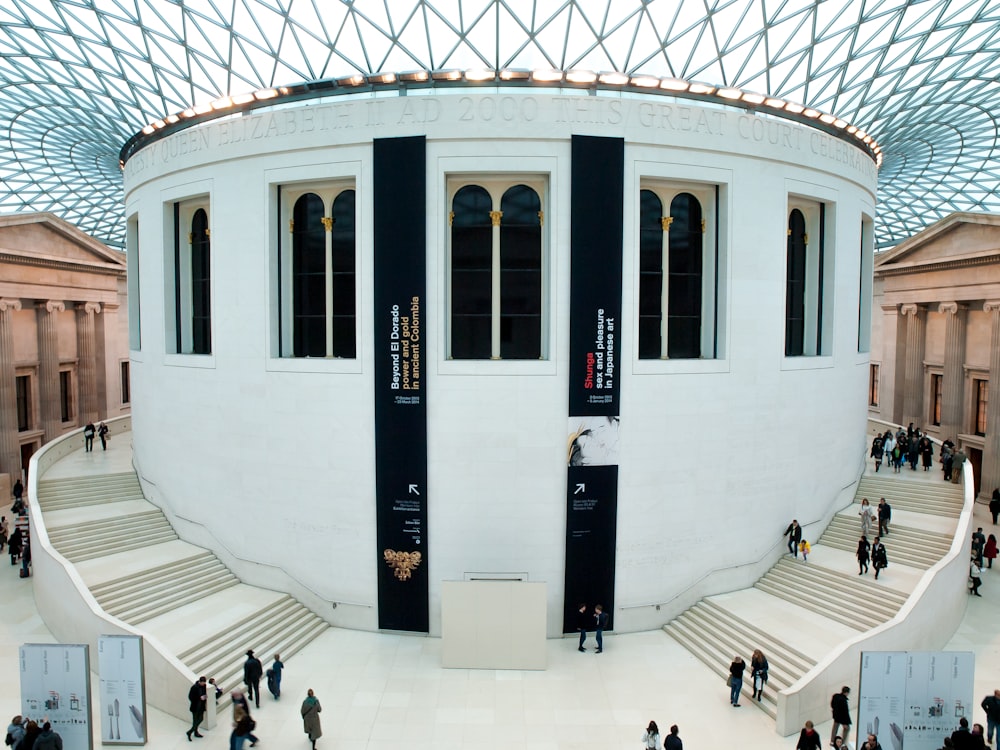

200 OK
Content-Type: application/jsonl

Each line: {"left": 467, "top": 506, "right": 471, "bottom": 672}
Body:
{"left": 920, "top": 435, "right": 934, "bottom": 470}
{"left": 243, "top": 649, "right": 263, "bottom": 708}
{"left": 97, "top": 422, "right": 109, "bottom": 450}
{"left": 872, "top": 537, "right": 888, "bottom": 580}
{"left": 6, "top": 716, "right": 26, "bottom": 749}
{"left": 859, "top": 498, "right": 874, "bottom": 536}
{"left": 83, "top": 422, "right": 96, "bottom": 451}
{"left": 593, "top": 604, "right": 608, "bottom": 653}
{"left": 268, "top": 653, "right": 284, "bottom": 699}
{"left": 830, "top": 686, "right": 852, "bottom": 746}
{"left": 576, "top": 603, "right": 589, "bottom": 652}
{"left": 796, "top": 720, "right": 822, "bottom": 750}
{"left": 186, "top": 676, "right": 207, "bottom": 740}
{"left": 878, "top": 498, "right": 891, "bottom": 536}
{"left": 870, "top": 434, "right": 884, "bottom": 472}
{"left": 980, "top": 689, "right": 1000, "bottom": 745}
{"left": 0, "top": 516, "right": 8, "bottom": 553}
{"left": 642, "top": 720, "right": 661, "bottom": 749}
{"left": 798, "top": 539, "right": 811, "bottom": 561}
{"left": 985, "top": 534, "right": 997, "bottom": 569}
{"left": 230, "top": 703, "right": 254, "bottom": 750}
{"left": 970, "top": 557, "right": 983, "bottom": 597}
{"left": 728, "top": 656, "right": 745, "bottom": 706}
{"left": 663, "top": 725, "right": 682, "bottom": 750}
{"left": 972, "top": 528, "right": 986, "bottom": 567}
{"left": 750, "top": 649, "right": 769, "bottom": 701}
{"left": 11, "top": 478, "right": 23, "bottom": 506}
{"left": 990, "top": 489, "right": 1000, "bottom": 525}
{"left": 300, "top": 688, "right": 322, "bottom": 750}
{"left": 857, "top": 536, "right": 871, "bottom": 575}
{"left": 784, "top": 520, "right": 802, "bottom": 557}
{"left": 952, "top": 449, "right": 968, "bottom": 484}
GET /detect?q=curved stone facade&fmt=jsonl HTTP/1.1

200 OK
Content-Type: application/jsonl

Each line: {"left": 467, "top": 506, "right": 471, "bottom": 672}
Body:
{"left": 123, "top": 90, "right": 877, "bottom": 635}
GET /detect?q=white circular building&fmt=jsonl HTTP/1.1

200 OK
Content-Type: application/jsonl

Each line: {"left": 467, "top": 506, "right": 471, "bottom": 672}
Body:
{"left": 121, "top": 82, "right": 877, "bottom": 636}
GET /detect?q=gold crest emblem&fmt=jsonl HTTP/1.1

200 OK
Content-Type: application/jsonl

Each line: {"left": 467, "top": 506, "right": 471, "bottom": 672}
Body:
{"left": 383, "top": 549, "right": 422, "bottom": 581}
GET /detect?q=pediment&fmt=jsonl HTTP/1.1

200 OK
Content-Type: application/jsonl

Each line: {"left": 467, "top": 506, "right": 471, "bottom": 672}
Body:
{"left": 876, "top": 212, "right": 1000, "bottom": 271}
{"left": 0, "top": 212, "right": 125, "bottom": 269}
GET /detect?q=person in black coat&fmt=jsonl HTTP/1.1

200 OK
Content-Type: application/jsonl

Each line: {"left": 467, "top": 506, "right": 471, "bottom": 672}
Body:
{"left": 243, "top": 650, "right": 263, "bottom": 708}
{"left": 784, "top": 520, "right": 802, "bottom": 557}
{"left": 186, "top": 676, "right": 207, "bottom": 740}
{"left": 990, "top": 489, "right": 1000, "bottom": 526}
{"left": 830, "top": 686, "right": 852, "bottom": 746}
{"left": 663, "top": 724, "right": 683, "bottom": 750}
{"left": 872, "top": 538, "right": 889, "bottom": 580}
{"left": 576, "top": 603, "right": 589, "bottom": 652}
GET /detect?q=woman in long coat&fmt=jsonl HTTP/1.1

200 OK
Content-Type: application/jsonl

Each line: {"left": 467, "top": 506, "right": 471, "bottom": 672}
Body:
{"left": 301, "top": 689, "right": 322, "bottom": 749}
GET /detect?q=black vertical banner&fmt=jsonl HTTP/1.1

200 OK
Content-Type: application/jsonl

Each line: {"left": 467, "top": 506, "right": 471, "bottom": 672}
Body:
{"left": 373, "top": 136, "right": 428, "bottom": 632}
{"left": 563, "top": 135, "right": 624, "bottom": 634}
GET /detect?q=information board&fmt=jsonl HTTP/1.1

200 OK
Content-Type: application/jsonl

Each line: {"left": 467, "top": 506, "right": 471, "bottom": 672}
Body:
{"left": 19, "top": 643, "right": 93, "bottom": 750}
{"left": 98, "top": 635, "right": 147, "bottom": 744}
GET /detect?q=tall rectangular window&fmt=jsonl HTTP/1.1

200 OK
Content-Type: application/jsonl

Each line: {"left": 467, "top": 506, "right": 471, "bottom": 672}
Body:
{"left": 277, "top": 183, "right": 357, "bottom": 358}
{"left": 858, "top": 215, "right": 874, "bottom": 352}
{"left": 786, "top": 199, "right": 830, "bottom": 356}
{"left": 121, "top": 361, "right": 130, "bottom": 404}
{"left": 127, "top": 214, "right": 141, "bottom": 351}
{"left": 638, "top": 184, "right": 720, "bottom": 359}
{"left": 931, "top": 374, "right": 943, "bottom": 425}
{"left": 869, "top": 364, "right": 880, "bottom": 407}
{"left": 448, "top": 177, "right": 546, "bottom": 360}
{"left": 15, "top": 375, "right": 30, "bottom": 431}
{"left": 975, "top": 379, "right": 988, "bottom": 436}
{"left": 59, "top": 370, "right": 73, "bottom": 422}
{"left": 168, "top": 198, "right": 211, "bottom": 354}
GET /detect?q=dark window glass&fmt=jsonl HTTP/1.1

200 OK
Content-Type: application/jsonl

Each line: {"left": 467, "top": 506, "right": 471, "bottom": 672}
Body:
{"left": 976, "top": 380, "right": 988, "bottom": 436}
{"left": 451, "top": 185, "right": 492, "bottom": 359}
{"left": 500, "top": 185, "right": 542, "bottom": 359}
{"left": 638, "top": 189, "right": 663, "bottom": 359}
{"left": 59, "top": 371, "right": 71, "bottom": 422}
{"left": 668, "top": 193, "right": 702, "bottom": 359}
{"left": 16, "top": 375, "right": 29, "bottom": 431}
{"left": 121, "top": 361, "right": 130, "bottom": 404}
{"left": 932, "top": 373, "right": 941, "bottom": 425}
{"left": 331, "top": 190, "right": 356, "bottom": 358}
{"left": 785, "top": 209, "right": 807, "bottom": 356}
{"left": 869, "top": 364, "right": 879, "bottom": 407}
{"left": 293, "top": 193, "right": 327, "bottom": 357}
{"left": 191, "top": 208, "right": 211, "bottom": 354}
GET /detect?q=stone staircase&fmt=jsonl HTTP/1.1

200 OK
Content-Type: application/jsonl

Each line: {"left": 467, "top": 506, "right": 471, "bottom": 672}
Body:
{"left": 35, "top": 471, "right": 329, "bottom": 710}
{"left": 663, "top": 468, "right": 964, "bottom": 722}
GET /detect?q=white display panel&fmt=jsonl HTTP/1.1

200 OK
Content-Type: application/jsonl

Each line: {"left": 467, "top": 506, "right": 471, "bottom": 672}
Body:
{"left": 98, "top": 635, "right": 147, "bottom": 745}
{"left": 19, "top": 643, "right": 93, "bottom": 750}
{"left": 858, "top": 651, "right": 974, "bottom": 750}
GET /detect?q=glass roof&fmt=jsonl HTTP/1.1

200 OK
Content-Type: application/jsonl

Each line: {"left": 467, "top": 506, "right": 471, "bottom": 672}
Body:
{"left": 1, "top": 0, "right": 999, "bottom": 249}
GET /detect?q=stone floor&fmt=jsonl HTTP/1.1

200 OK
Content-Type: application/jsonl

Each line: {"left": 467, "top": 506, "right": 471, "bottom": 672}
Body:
{"left": 2, "top": 442, "right": 998, "bottom": 749}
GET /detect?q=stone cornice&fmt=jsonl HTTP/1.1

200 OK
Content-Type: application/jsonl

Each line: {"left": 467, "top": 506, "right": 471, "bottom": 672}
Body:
{"left": 875, "top": 252, "right": 1000, "bottom": 278}
{"left": 0, "top": 250, "right": 126, "bottom": 277}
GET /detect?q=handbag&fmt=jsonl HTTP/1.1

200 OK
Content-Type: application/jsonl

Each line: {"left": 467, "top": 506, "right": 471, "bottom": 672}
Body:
{"left": 726, "top": 675, "right": 733, "bottom": 687}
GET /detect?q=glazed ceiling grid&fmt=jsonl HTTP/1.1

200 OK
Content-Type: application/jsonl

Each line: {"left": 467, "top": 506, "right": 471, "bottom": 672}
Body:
{"left": 1, "top": 0, "right": 999, "bottom": 248}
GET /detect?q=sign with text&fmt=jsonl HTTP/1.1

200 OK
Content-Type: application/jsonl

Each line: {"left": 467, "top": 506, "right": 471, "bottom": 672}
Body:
{"left": 373, "top": 136, "right": 429, "bottom": 632}
{"left": 563, "top": 135, "right": 624, "bottom": 633}
{"left": 19, "top": 643, "right": 93, "bottom": 750}
{"left": 98, "top": 635, "right": 147, "bottom": 745}
{"left": 858, "top": 651, "right": 974, "bottom": 750}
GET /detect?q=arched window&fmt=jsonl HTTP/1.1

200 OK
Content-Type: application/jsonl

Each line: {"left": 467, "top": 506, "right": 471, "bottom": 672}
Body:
{"left": 449, "top": 180, "right": 545, "bottom": 360}
{"left": 785, "top": 209, "right": 808, "bottom": 356}
{"left": 638, "top": 185, "right": 716, "bottom": 360}
{"left": 450, "top": 185, "right": 492, "bottom": 359}
{"left": 499, "top": 185, "right": 541, "bottom": 359}
{"left": 169, "top": 197, "right": 211, "bottom": 355}
{"left": 190, "top": 208, "right": 211, "bottom": 355}
{"left": 281, "top": 185, "right": 357, "bottom": 359}
{"left": 292, "top": 193, "right": 326, "bottom": 357}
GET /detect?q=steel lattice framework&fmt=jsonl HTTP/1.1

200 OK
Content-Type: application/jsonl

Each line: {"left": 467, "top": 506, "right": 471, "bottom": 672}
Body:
{"left": 1, "top": 0, "right": 999, "bottom": 248}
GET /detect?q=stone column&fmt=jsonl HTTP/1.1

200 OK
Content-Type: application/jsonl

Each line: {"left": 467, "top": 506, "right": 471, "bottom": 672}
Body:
{"left": 939, "top": 302, "right": 967, "bottom": 444}
{"left": 900, "top": 304, "right": 927, "bottom": 429}
{"left": 980, "top": 301, "right": 1000, "bottom": 501}
{"left": 75, "top": 302, "right": 101, "bottom": 424}
{"left": 36, "top": 300, "right": 65, "bottom": 442}
{"left": 0, "top": 299, "right": 23, "bottom": 481}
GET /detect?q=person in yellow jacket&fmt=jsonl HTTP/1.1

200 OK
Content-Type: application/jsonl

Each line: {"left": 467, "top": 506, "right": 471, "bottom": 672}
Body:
{"left": 798, "top": 540, "right": 811, "bottom": 561}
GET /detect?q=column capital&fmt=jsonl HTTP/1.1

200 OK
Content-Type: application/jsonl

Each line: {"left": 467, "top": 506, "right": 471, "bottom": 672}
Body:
{"left": 900, "top": 303, "right": 923, "bottom": 316}
{"left": 76, "top": 302, "right": 102, "bottom": 315}
{"left": 0, "top": 298, "right": 21, "bottom": 312}
{"left": 984, "top": 300, "right": 1000, "bottom": 313}
{"left": 939, "top": 302, "right": 967, "bottom": 315}
{"left": 38, "top": 300, "right": 65, "bottom": 314}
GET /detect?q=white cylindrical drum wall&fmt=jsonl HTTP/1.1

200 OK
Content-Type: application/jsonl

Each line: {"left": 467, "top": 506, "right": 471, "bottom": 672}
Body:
{"left": 122, "top": 90, "right": 877, "bottom": 636}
